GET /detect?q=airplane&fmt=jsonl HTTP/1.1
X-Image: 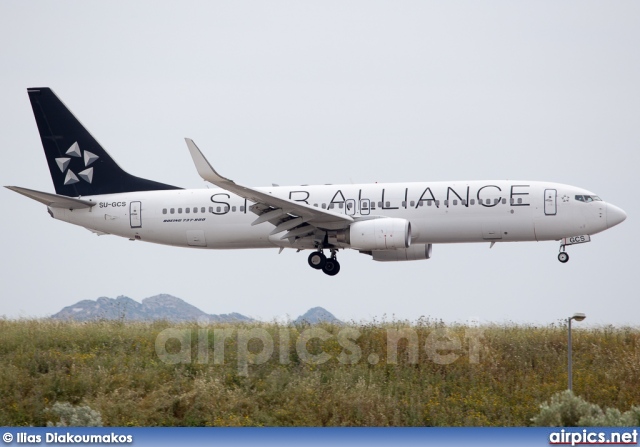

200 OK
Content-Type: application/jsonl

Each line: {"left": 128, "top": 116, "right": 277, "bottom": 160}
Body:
{"left": 6, "top": 88, "right": 627, "bottom": 276}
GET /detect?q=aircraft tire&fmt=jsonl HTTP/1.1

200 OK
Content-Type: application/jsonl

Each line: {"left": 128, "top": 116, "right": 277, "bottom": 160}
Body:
{"left": 558, "top": 252, "right": 569, "bottom": 263}
{"left": 308, "top": 252, "right": 327, "bottom": 270}
{"left": 322, "top": 259, "right": 341, "bottom": 276}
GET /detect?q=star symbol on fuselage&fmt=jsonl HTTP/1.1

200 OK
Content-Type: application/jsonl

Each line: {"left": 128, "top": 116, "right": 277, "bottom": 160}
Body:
{"left": 562, "top": 195, "right": 570, "bottom": 202}
{"left": 54, "top": 142, "right": 99, "bottom": 185}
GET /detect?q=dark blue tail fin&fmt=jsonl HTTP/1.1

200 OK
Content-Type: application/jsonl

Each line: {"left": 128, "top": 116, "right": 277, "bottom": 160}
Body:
{"left": 28, "top": 87, "right": 181, "bottom": 196}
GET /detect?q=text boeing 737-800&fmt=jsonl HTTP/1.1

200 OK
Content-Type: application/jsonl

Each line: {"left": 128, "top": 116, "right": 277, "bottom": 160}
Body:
{"left": 6, "top": 88, "right": 627, "bottom": 276}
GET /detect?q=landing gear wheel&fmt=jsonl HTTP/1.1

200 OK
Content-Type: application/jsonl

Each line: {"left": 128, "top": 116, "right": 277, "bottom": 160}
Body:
{"left": 322, "top": 259, "right": 341, "bottom": 276}
{"left": 558, "top": 252, "right": 569, "bottom": 263}
{"left": 308, "top": 251, "right": 327, "bottom": 270}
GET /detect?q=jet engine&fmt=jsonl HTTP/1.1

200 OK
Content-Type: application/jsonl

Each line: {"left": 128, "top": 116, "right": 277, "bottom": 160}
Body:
{"left": 368, "top": 244, "right": 432, "bottom": 262}
{"left": 335, "top": 218, "right": 411, "bottom": 250}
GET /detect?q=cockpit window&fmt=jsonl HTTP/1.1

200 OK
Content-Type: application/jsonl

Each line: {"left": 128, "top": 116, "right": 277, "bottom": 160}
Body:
{"left": 575, "top": 195, "right": 602, "bottom": 202}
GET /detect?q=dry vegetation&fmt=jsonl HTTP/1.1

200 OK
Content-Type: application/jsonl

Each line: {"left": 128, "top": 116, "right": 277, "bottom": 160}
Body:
{"left": 0, "top": 318, "right": 638, "bottom": 426}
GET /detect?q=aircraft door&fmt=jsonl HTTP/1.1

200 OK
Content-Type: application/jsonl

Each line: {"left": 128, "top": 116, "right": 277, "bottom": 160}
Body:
{"left": 345, "top": 199, "right": 356, "bottom": 216}
{"left": 482, "top": 222, "right": 502, "bottom": 240}
{"left": 544, "top": 189, "right": 557, "bottom": 216}
{"left": 360, "top": 199, "right": 371, "bottom": 215}
{"left": 186, "top": 230, "right": 207, "bottom": 247}
{"left": 130, "top": 201, "right": 142, "bottom": 228}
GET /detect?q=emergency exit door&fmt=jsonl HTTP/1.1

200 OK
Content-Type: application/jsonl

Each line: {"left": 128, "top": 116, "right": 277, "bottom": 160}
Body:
{"left": 130, "top": 201, "right": 142, "bottom": 228}
{"left": 544, "top": 189, "right": 557, "bottom": 216}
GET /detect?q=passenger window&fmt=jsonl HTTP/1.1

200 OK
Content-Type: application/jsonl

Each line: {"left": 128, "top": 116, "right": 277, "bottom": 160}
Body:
{"left": 231, "top": 206, "right": 236, "bottom": 212}
{"left": 322, "top": 204, "right": 326, "bottom": 209}
{"left": 453, "top": 200, "right": 458, "bottom": 206}
{"left": 444, "top": 200, "right": 449, "bottom": 206}
{"left": 378, "top": 202, "right": 383, "bottom": 208}
{"left": 209, "top": 207, "right": 214, "bottom": 213}
{"left": 178, "top": 208, "right": 182, "bottom": 214}
{"left": 435, "top": 200, "right": 440, "bottom": 206}
{"left": 216, "top": 207, "right": 221, "bottom": 212}
{"left": 185, "top": 208, "right": 190, "bottom": 214}
{"left": 170, "top": 208, "right": 175, "bottom": 214}
{"left": 194, "top": 207, "right": 198, "bottom": 213}
{"left": 362, "top": 202, "right": 369, "bottom": 209}
{"left": 427, "top": 201, "right": 431, "bottom": 206}
{"left": 314, "top": 203, "right": 318, "bottom": 207}
{"left": 201, "top": 207, "right": 206, "bottom": 213}
{"left": 370, "top": 203, "right": 376, "bottom": 210}
{"left": 410, "top": 201, "right": 415, "bottom": 207}
{"left": 462, "top": 200, "right": 466, "bottom": 206}
{"left": 470, "top": 199, "right": 475, "bottom": 205}
{"left": 401, "top": 201, "right": 406, "bottom": 207}
{"left": 329, "top": 204, "right": 334, "bottom": 209}
{"left": 502, "top": 198, "right": 506, "bottom": 205}
{"left": 240, "top": 206, "right": 245, "bottom": 212}
{"left": 385, "top": 201, "right": 390, "bottom": 207}
{"left": 518, "top": 198, "right": 522, "bottom": 204}
{"left": 162, "top": 209, "right": 167, "bottom": 214}
{"left": 339, "top": 203, "right": 344, "bottom": 209}
{"left": 224, "top": 206, "right": 229, "bottom": 212}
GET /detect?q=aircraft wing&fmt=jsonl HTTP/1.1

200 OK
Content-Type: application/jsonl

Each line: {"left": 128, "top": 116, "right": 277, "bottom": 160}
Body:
{"left": 5, "top": 186, "right": 96, "bottom": 209}
{"left": 185, "top": 139, "right": 353, "bottom": 236}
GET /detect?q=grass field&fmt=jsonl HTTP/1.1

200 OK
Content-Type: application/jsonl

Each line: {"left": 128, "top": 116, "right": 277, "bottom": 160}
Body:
{"left": 0, "top": 318, "right": 638, "bottom": 426}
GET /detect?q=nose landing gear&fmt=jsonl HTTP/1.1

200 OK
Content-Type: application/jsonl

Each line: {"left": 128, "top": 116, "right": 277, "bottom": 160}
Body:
{"left": 557, "top": 235, "right": 591, "bottom": 263}
{"left": 308, "top": 249, "right": 341, "bottom": 276}
{"left": 558, "top": 240, "right": 570, "bottom": 263}
{"left": 558, "top": 251, "right": 569, "bottom": 263}
{"left": 558, "top": 234, "right": 591, "bottom": 264}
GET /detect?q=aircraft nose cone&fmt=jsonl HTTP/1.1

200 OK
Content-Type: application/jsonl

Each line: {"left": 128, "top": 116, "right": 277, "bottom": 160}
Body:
{"left": 606, "top": 203, "right": 627, "bottom": 228}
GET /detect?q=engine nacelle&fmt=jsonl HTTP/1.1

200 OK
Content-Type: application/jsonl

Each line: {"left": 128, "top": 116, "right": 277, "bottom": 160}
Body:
{"left": 369, "top": 244, "right": 432, "bottom": 262}
{"left": 347, "top": 218, "right": 411, "bottom": 251}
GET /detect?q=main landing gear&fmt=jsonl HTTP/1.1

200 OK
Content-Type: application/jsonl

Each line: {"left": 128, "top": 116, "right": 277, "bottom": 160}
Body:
{"left": 308, "top": 249, "right": 341, "bottom": 276}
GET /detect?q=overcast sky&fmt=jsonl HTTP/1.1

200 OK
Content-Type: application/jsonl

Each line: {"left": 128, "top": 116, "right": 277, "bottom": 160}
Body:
{"left": 1, "top": 1, "right": 638, "bottom": 325}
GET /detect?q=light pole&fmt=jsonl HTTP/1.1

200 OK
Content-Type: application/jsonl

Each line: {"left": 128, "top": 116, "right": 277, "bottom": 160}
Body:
{"left": 568, "top": 312, "right": 586, "bottom": 392}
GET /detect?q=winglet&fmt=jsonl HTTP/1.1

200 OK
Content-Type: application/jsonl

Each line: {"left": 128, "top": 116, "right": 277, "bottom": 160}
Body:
{"left": 185, "top": 138, "right": 234, "bottom": 187}
{"left": 182, "top": 138, "right": 354, "bottom": 226}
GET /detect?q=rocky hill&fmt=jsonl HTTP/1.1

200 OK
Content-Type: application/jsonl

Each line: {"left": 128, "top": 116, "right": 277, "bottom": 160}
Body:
{"left": 51, "top": 294, "right": 253, "bottom": 323}
{"left": 51, "top": 295, "right": 341, "bottom": 325}
{"left": 294, "top": 306, "right": 343, "bottom": 324}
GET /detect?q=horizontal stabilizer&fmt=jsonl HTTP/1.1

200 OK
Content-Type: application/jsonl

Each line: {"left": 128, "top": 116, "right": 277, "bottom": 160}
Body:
{"left": 5, "top": 186, "right": 96, "bottom": 209}
{"left": 86, "top": 227, "right": 110, "bottom": 235}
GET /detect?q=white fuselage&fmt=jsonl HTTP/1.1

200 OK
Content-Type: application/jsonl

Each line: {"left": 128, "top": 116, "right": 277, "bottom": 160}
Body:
{"left": 49, "top": 180, "right": 613, "bottom": 250}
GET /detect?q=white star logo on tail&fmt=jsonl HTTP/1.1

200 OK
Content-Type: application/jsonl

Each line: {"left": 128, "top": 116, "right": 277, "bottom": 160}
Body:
{"left": 55, "top": 142, "right": 99, "bottom": 185}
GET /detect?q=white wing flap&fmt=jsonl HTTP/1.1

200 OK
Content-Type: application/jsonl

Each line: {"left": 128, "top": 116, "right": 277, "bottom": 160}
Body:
{"left": 185, "top": 138, "right": 353, "bottom": 229}
{"left": 251, "top": 208, "right": 288, "bottom": 226}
